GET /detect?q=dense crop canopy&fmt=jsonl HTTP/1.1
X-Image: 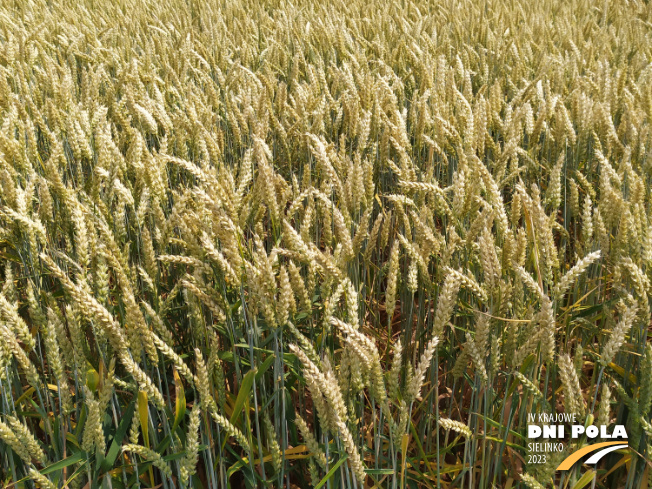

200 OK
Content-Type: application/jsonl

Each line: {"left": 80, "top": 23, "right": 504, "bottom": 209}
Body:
{"left": 1, "top": 0, "right": 652, "bottom": 488}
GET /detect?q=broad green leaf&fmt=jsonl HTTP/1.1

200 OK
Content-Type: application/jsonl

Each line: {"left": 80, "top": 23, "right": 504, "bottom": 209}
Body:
{"left": 314, "top": 455, "right": 349, "bottom": 489}
{"left": 571, "top": 470, "right": 596, "bottom": 489}
{"left": 255, "top": 355, "right": 275, "bottom": 382}
{"left": 40, "top": 451, "right": 85, "bottom": 475}
{"left": 229, "top": 368, "right": 257, "bottom": 426}
{"left": 101, "top": 400, "right": 135, "bottom": 472}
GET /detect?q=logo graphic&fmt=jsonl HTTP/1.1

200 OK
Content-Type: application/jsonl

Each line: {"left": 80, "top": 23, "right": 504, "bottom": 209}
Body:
{"left": 556, "top": 441, "right": 629, "bottom": 470}
{"left": 526, "top": 412, "right": 630, "bottom": 471}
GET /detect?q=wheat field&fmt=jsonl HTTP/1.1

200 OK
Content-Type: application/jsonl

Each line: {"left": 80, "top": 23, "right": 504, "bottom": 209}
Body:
{"left": 0, "top": 0, "right": 651, "bottom": 487}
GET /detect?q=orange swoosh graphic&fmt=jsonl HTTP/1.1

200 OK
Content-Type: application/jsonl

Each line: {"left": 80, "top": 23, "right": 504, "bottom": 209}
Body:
{"left": 556, "top": 441, "right": 626, "bottom": 470}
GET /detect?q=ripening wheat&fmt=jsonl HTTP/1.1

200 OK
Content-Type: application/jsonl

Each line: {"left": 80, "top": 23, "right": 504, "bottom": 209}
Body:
{"left": 1, "top": 0, "right": 651, "bottom": 488}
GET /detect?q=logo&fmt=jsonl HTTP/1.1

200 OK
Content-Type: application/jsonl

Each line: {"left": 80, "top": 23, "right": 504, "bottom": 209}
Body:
{"left": 556, "top": 441, "right": 629, "bottom": 470}
{"left": 526, "top": 412, "right": 630, "bottom": 471}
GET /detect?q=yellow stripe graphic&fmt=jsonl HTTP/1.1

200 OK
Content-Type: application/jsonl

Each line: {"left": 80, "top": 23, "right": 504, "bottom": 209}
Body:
{"left": 556, "top": 441, "right": 626, "bottom": 470}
